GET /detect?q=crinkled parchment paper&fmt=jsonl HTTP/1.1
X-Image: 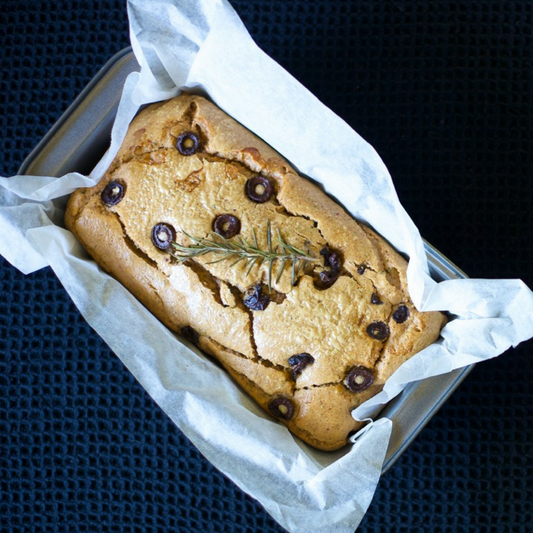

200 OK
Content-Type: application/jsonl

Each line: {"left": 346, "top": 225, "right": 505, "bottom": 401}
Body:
{"left": 1, "top": 1, "right": 533, "bottom": 532}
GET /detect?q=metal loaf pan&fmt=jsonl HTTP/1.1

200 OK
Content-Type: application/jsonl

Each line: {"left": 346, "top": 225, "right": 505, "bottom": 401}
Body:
{"left": 19, "top": 48, "right": 473, "bottom": 473}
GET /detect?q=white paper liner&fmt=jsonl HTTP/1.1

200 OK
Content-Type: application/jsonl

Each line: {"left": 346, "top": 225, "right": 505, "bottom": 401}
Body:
{"left": 1, "top": 1, "right": 533, "bottom": 532}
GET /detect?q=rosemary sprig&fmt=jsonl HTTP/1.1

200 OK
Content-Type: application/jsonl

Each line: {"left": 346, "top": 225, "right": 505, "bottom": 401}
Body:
{"left": 170, "top": 221, "right": 316, "bottom": 289}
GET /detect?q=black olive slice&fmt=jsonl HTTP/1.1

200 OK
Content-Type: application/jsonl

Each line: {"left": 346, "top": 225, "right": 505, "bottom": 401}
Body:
{"left": 243, "top": 284, "right": 270, "bottom": 311}
{"left": 245, "top": 176, "right": 274, "bottom": 203}
{"left": 176, "top": 131, "right": 200, "bottom": 155}
{"left": 288, "top": 353, "right": 315, "bottom": 378}
{"left": 345, "top": 366, "right": 374, "bottom": 393}
{"left": 101, "top": 181, "right": 125, "bottom": 206}
{"left": 212, "top": 214, "right": 241, "bottom": 239}
{"left": 268, "top": 396, "right": 295, "bottom": 420}
{"left": 366, "top": 321, "right": 390, "bottom": 341}
{"left": 392, "top": 305, "right": 410, "bottom": 324}
{"left": 181, "top": 326, "right": 199, "bottom": 344}
{"left": 318, "top": 269, "right": 340, "bottom": 288}
{"left": 325, "top": 251, "right": 341, "bottom": 272}
{"left": 316, "top": 247, "right": 342, "bottom": 289}
{"left": 151, "top": 223, "right": 176, "bottom": 250}
{"left": 319, "top": 247, "right": 330, "bottom": 264}
{"left": 357, "top": 265, "right": 366, "bottom": 275}
{"left": 370, "top": 293, "right": 383, "bottom": 305}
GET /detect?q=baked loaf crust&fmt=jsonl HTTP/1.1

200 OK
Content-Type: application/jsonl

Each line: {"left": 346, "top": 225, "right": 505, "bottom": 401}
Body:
{"left": 65, "top": 94, "right": 446, "bottom": 451}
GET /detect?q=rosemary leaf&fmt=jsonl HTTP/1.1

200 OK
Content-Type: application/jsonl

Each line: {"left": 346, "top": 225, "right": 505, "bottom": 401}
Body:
{"left": 205, "top": 254, "right": 235, "bottom": 265}
{"left": 294, "top": 258, "right": 304, "bottom": 278}
{"left": 275, "top": 258, "right": 287, "bottom": 285}
{"left": 291, "top": 259, "right": 297, "bottom": 287}
{"left": 245, "top": 256, "right": 259, "bottom": 277}
{"left": 228, "top": 256, "right": 246, "bottom": 268}
{"left": 267, "top": 259, "right": 274, "bottom": 292}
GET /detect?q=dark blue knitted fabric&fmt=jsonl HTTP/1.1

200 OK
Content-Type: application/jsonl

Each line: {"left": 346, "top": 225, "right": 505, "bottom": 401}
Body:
{"left": 1, "top": 1, "right": 533, "bottom": 532}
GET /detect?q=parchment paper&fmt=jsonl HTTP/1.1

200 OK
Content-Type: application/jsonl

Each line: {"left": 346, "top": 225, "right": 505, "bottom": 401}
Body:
{"left": 1, "top": 0, "right": 533, "bottom": 532}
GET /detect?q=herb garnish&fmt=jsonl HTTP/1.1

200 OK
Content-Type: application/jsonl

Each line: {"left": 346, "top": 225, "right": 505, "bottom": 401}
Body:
{"left": 171, "top": 221, "right": 316, "bottom": 289}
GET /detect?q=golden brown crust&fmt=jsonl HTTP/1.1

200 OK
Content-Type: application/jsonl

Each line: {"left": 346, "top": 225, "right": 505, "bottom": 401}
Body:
{"left": 65, "top": 93, "right": 446, "bottom": 451}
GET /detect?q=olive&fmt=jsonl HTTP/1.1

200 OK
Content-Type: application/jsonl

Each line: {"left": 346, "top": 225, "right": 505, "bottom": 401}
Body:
{"left": 370, "top": 293, "right": 383, "bottom": 305}
{"left": 316, "top": 247, "right": 342, "bottom": 289}
{"left": 268, "top": 396, "right": 295, "bottom": 420}
{"left": 393, "top": 305, "right": 410, "bottom": 324}
{"left": 176, "top": 131, "right": 200, "bottom": 155}
{"left": 318, "top": 269, "right": 340, "bottom": 288}
{"left": 151, "top": 223, "right": 176, "bottom": 250}
{"left": 366, "top": 321, "right": 390, "bottom": 341}
{"left": 345, "top": 366, "right": 374, "bottom": 393}
{"left": 212, "top": 214, "right": 241, "bottom": 239}
{"left": 101, "top": 181, "right": 125, "bottom": 206}
{"left": 288, "top": 353, "right": 315, "bottom": 378}
{"left": 181, "top": 326, "right": 199, "bottom": 344}
{"left": 245, "top": 176, "right": 274, "bottom": 203}
{"left": 243, "top": 284, "right": 270, "bottom": 311}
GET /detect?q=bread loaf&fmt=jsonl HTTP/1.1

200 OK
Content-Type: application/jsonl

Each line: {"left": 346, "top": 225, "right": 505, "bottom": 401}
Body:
{"left": 65, "top": 93, "right": 446, "bottom": 451}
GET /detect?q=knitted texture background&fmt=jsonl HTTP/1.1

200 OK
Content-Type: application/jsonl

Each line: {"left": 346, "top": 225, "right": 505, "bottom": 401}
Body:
{"left": 1, "top": 1, "right": 533, "bottom": 532}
